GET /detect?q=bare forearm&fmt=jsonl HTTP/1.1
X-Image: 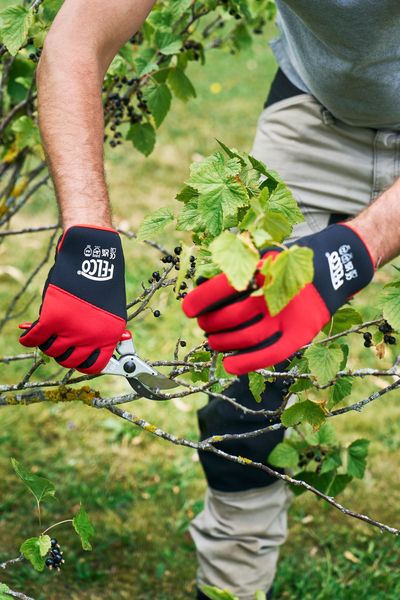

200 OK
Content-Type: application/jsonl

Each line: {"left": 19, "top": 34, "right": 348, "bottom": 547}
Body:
{"left": 37, "top": 50, "right": 109, "bottom": 228}
{"left": 349, "top": 179, "right": 400, "bottom": 267}
{"left": 37, "top": 0, "right": 156, "bottom": 229}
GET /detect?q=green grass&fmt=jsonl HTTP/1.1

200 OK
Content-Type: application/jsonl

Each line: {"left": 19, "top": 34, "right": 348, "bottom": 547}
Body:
{"left": 1, "top": 30, "right": 400, "bottom": 600}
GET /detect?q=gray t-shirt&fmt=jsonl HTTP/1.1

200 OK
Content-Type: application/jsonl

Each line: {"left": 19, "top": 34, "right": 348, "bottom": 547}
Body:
{"left": 271, "top": 1, "right": 400, "bottom": 129}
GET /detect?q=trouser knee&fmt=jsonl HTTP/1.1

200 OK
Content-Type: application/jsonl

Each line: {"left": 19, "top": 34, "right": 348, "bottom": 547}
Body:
{"left": 197, "top": 375, "right": 286, "bottom": 492}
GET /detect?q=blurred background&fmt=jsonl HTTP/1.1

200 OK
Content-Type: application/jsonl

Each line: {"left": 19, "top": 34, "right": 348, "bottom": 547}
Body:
{"left": 1, "top": 21, "right": 400, "bottom": 600}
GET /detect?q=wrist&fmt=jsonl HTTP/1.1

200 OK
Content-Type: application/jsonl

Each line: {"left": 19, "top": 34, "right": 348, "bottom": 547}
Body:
{"left": 344, "top": 218, "right": 379, "bottom": 268}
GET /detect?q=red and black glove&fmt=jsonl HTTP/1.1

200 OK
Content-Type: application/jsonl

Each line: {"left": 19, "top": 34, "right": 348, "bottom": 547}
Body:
{"left": 182, "top": 223, "right": 375, "bottom": 375}
{"left": 19, "top": 225, "right": 127, "bottom": 374}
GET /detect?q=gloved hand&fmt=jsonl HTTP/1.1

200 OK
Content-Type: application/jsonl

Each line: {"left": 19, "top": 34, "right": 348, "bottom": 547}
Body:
{"left": 182, "top": 223, "right": 374, "bottom": 375}
{"left": 19, "top": 225, "right": 127, "bottom": 374}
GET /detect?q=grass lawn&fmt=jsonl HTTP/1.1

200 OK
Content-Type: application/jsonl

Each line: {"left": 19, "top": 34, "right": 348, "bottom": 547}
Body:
{"left": 1, "top": 23, "right": 400, "bottom": 600}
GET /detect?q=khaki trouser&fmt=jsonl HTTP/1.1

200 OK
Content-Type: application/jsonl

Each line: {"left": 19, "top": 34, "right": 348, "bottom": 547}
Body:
{"left": 190, "top": 93, "right": 400, "bottom": 600}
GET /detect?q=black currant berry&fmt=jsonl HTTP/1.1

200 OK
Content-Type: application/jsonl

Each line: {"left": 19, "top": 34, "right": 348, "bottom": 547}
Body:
{"left": 180, "top": 340, "right": 187, "bottom": 347}
{"left": 174, "top": 246, "right": 182, "bottom": 255}
{"left": 364, "top": 340, "right": 372, "bottom": 348}
{"left": 45, "top": 558, "right": 54, "bottom": 568}
{"left": 363, "top": 332, "right": 372, "bottom": 341}
{"left": 154, "top": 310, "right": 161, "bottom": 318}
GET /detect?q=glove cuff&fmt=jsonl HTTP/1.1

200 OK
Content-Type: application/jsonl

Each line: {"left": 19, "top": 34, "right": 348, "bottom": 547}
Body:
{"left": 296, "top": 223, "right": 374, "bottom": 315}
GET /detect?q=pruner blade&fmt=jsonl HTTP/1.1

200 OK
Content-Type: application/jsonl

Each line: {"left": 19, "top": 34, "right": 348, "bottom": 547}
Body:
{"left": 102, "top": 330, "right": 178, "bottom": 400}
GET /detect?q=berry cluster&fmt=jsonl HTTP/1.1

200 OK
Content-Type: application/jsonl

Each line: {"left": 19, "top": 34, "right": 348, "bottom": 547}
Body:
{"left": 379, "top": 321, "right": 396, "bottom": 345}
{"left": 181, "top": 40, "right": 203, "bottom": 61}
{"left": 28, "top": 47, "right": 42, "bottom": 63}
{"left": 45, "top": 539, "right": 64, "bottom": 572}
{"left": 219, "top": 0, "right": 242, "bottom": 20}
{"left": 363, "top": 331, "right": 373, "bottom": 348}
{"left": 103, "top": 77, "right": 150, "bottom": 149}
{"left": 146, "top": 247, "right": 196, "bottom": 318}
{"left": 298, "top": 448, "right": 327, "bottom": 470}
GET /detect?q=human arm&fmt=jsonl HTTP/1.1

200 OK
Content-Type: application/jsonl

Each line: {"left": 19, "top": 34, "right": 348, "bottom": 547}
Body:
{"left": 19, "top": 0, "right": 157, "bottom": 372}
{"left": 37, "top": 0, "right": 156, "bottom": 228}
{"left": 348, "top": 178, "right": 400, "bottom": 267}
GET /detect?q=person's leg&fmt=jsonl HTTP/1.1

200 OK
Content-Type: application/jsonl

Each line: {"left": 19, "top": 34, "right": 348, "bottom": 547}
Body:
{"left": 191, "top": 72, "right": 377, "bottom": 600}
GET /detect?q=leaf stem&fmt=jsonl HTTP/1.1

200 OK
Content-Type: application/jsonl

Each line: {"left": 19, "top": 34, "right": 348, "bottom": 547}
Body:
{"left": 41, "top": 519, "right": 73, "bottom": 536}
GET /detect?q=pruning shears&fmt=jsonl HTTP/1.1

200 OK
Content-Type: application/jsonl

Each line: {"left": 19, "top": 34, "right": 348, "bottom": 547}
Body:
{"left": 18, "top": 324, "right": 178, "bottom": 401}
{"left": 101, "top": 330, "right": 178, "bottom": 400}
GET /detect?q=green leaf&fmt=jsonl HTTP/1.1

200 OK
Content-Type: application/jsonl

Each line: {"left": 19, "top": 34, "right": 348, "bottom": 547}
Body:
{"left": 304, "top": 344, "right": 343, "bottom": 385}
{"left": 267, "top": 182, "right": 304, "bottom": 226}
{"left": 20, "top": 536, "right": 51, "bottom": 572}
{"left": 154, "top": 30, "right": 181, "bottom": 55}
{"left": 0, "top": 6, "right": 33, "bottom": 56}
{"left": 176, "top": 185, "right": 198, "bottom": 203}
{"left": 168, "top": 68, "right": 196, "bottom": 102}
{"left": 268, "top": 442, "right": 299, "bottom": 469}
{"left": 248, "top": 154, "right": 279, "bottom": 184}
{"left": 327, "top": 474, "right": 353, "bottom": 496}
{"left": 381, "top": 283, "right": 400, "bottom": 331}
{"left": 0, "top": 583, "right": 11, "bottom": 600}
{"left": 143, "top": 82, "right": 172, "bottom": 127}
{"left": 210, "top": 231, "right": 259, "bottom": 291}
{"left": 200, "top": 585, "right": 239, "bottom": 600}
{"left": 127, "top": 122, "right": 156, "bottom": 156}
{"left": 137, "top": 207, "right": 174, "bottom": 241}
{"left": 281, "top": 400, "right": 325, "bottom": 428}
{"left": 176, "top": 200, "right": 202, "bottom": 231}
{"left": 320, "top": 448, "right": 342, "bottom": 474}
{"left": 290, "top": 470, "right": 335, "bottom": 496}
{"left": 317, "top": 422, "right": 337, "bottom": 445}
{"left": 248, "top": 372, "right": 266, "bottom": 403}
{"left": 42, "top": 0, "right": 63, "bottom": 22}
{"left": 261, "top": 246, "right": 314, "bottom": 316}
{"left": 347, "top": 439, "right": 369, "bottom": 479}
{"left": 11, "top": 116, "right": 41, "bottom": 153}
{"left": 255, "top": 592, "right": 267, "bottom": 600}
{"left": 73, "top": 505, "right": 95, "bottom": 551}
{"left": 263, "top": 209, "right": 292, "bottom": 243}
{"left": 322, "top": 307, "right": 362, "bottom": 336}
{"left": 329, "top": 376, "right": 353, "bottom": 409}
{"left": 11, "top": 458, "right": 56, "bottom": 506}
{"left": 187, "top": 153, "right": 249, "bottom": 237}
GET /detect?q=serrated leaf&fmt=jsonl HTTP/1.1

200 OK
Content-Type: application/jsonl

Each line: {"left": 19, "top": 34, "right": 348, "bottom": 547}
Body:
{"left": 154, "top": 30, "right": 181, "bottom": 55}
{"left": 317, "top": 422, "right": 337, "bottom": 445}
{"left": 176, "top": 185, "right": 198, "bottom": 203}
{"left": 329, "top": 376, "right": 353, "bottom": 409}
{"left": 200, "top": 585, "right": 239, "bottom": 600}
{"left": 11, "top": 458, "right": 56, "bottom": 506}
{"left": 127, "top": 122, "right": 156, "bottom": 156}
{"left": 320, "top": 448, "right": 342, "bottom": 474}
{"left": 248, "top": 154, "right": 279, "bottom": 184}
{"left": 176, "top": 200, "right": 202, "bottom": 231}
{"left": 137, "top": 207, "right": 174, "bottom": 241}
{"left": 263, "top": 209, "right": 292, "bottom": 243}
{"left": 20, "top": 536, "right": 50, "bottom": 572}
{"left": 281, "top": 400, "right": 325, "bottom": 428}
{"left": 304, "top": 344, "right": 343, "bottom": 385}
{"left": 381, "top": 284, "right": 400, "bottom": 331}
{"left": 187, "top": 153, "right": 249, "bottom": 237}
{"left": 322, "top": 307, "right": 363, "bottom": 336}
{"left": 168, "top": 68, "right": 196, "bottom": 102}
{"left": 73, "top": 505, "right": 95, "bottom": 551}
{"left": 143, "top": 82, "right": 172, "bottom": 127}
{"left": 248, "top": 372, "right": 266, "bottom": 403}
{"left": 268, "top": 442, "right": 299, "bottom": 469}
{"left": 347, "top": 439, "right": 369, "bottom": 479}
{"left": 267, "top": 182, "right": 304, "bottom": 226}
{"left": 0, "top": 6, "right": 33, "bottom": 56}
{"left": 210, "top": 231, "right": 258, "bottom": 291}
{"left": 262, "top": 246, "right": 314, "bottom": 316}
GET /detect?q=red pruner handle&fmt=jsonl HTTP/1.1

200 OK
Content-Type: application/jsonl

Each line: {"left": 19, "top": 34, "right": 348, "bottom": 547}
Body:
{"left": 120, "top": 330, "right": 132, "bottom": 341}
{"left": 19, "top": 322, "right": 33, "bottom": 330}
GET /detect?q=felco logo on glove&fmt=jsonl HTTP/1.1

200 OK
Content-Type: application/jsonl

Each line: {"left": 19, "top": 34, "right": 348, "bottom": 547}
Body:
{"left": 326, "top": 243, "right": 358, "bottom": 291}
{"left": 78, "top": 244, "right": 117, "bottom": 282}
